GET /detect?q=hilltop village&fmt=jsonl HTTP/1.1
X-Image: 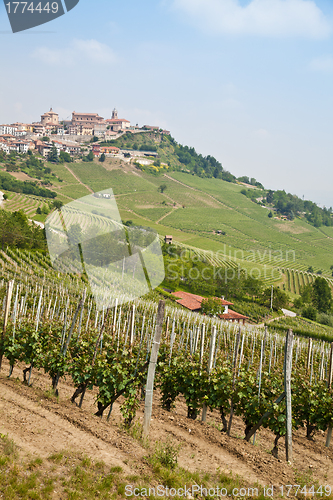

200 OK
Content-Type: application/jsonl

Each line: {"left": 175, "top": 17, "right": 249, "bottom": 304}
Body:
{"left": 0, "top": 108, "right": 170, "bottom": 160}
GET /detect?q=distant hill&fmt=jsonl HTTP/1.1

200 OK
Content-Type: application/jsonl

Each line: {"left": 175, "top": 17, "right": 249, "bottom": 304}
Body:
{"left": 1, "top": 132, "right": 333, "bottom": 296}
{"left": 101, "top": 131, "right": 332, "bottom": 229}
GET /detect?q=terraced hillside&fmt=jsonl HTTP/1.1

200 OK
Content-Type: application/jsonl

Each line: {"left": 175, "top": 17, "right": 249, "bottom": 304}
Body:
{"left": 2, "top": 149, "right": 333, "bottom": 292}
{"left": 62, "top": 160, "right": 333, "bottom": 283}
{"left": 3, "top": 192, "right": 46, "bottom": 218}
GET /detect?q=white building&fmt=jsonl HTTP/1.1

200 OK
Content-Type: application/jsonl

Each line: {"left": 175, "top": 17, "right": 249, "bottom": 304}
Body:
{"left": 0, "top": 125, "right": 18, "bottom": 135}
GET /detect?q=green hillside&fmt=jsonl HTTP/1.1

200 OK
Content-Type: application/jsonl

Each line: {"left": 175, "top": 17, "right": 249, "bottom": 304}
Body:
{"left": 1, "top": 134, "right": 333, "bottom": 296}
{"left": 51, "top": 160, "right": 331, "bottom": 291}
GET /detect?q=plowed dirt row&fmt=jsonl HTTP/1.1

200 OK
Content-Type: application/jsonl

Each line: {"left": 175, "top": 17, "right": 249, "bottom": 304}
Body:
{"left": 1, "top": 357, "right": 333, "bottom": 493}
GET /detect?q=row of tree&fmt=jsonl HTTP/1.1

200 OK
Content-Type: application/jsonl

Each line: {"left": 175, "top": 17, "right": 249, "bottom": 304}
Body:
{"left": 294, "top": 277, "right": 333, "bottom": 322}
{"left": 174, "top": 143, "right": 236, "bottom": 181}
{"left": 0, "top": 171, "right": 57, "bottom": 199}
{"left": 0, "top": 209, "right": 46, "bottom": 251}
{"left": 266, "top": 190, "right": 333, "bottom": 227}
{"left": 47, "top": 144, "right": 73, "bottom": 164}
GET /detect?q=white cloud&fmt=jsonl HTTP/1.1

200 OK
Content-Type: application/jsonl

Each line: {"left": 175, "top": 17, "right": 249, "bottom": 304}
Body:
{"left": 309, "top": 55, "right": 333, "bottom": 72}
{"left": 31, "top": 39, "right": 117, "bottom": 66}
{"left": 172, "top": 0, "right": 331, "bottom": 38}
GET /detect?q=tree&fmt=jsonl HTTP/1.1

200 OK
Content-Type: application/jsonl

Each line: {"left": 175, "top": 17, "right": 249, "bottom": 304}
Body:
{"left": 59, "top": 151, "right": 72, "bottom": 163}
{"left": 312, "top": 277, "right": 332, "bottom": 313}
{"left": 3, "top": 194, "right": 8, "bottom": 200}
{"left": 307, "top": 266, "right": 314, "bottom": 273}
{"left": 266, "top": 190, "right": 274, "bottom": 204}
{"left": 47, "top": 144, "right": 59, "bottom": 164}
{"left": 41, "top": 136, "right": 50, "bottom": 142}
{"left": 261, "top": 287, "right": 289, "bottom": 310}
{"left": 201, "top": 297, "right": 223, "bottom": 316}
{"left": 300, "top": 285, "right": 313, "bottom": 304}
{"left": 99, "top": 153, "right": 106, "bottom": 162}
{"left": 159, "top": 184, "right": 167, "bottom": 194}
{"left": 87, "top": 151, "right": 94, "bottom": 162}
{"left": 268, "top": 211, "right": 273, "bottom": 218}
{"left": 244, "top": 276, "right": 263, "bottom": 300}
{"left": 53, "top": 200, "right": 63, "bottom": 210}
{"left": 302, "top": 306, "right": 317, "bottom": 321}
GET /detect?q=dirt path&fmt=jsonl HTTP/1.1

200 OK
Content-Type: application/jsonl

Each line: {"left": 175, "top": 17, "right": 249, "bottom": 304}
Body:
{"left": 1, "top": 358, "right": 333, "bottom": 491}
{"left": 0, "top": 382, "right": 130, "bottom": 471}
{"left": 163, "top": 174, "right": 230, "bottom": 210}
{"left": 64, "top": 165, "right": 94, "bottom": 194}
{"left": 156, "top": 208, "right": 176, "bottom": 224}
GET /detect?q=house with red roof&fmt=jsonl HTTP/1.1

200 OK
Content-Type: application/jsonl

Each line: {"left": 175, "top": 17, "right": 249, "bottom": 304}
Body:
{"left": 172, "top": 290, "right": 249, "bottom": 324}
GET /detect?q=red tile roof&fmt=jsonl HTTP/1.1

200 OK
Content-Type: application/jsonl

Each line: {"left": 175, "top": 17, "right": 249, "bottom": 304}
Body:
{"left": 172, "top": 291, "right": 233, "bottom": 311}
{"left": 105, "top": 118, "right": 130, "bottom": 123}
{"left": 172, "top": 291, "right": 203, "bottom": 311}
{"left": 73, "top": 112, "right": 102, "bottom": 116}
{"left": 220, "top": 310, "right": 249, "bottom": 320}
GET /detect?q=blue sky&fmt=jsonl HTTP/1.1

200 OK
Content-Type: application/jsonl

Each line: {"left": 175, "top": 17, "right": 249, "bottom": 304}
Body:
{"left": 0, "top": 0, "right": 333, "bottom": 206}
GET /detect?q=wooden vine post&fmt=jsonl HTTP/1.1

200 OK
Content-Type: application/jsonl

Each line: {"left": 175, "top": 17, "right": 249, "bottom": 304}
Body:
{"left": 306, "top": 338, "right": 312, "bottom": 371}
{"left": 284, "top": 329, "right": 293, "bottom": 463}
{"left": 78, "top": 308, "right": 111, "bottom": 408}
{"left": 53, "top": 293, "right": 85, "bottom": 392}
{"left": 202, "top": 325, "right": 216, "bottom": 422}
{"left": 325, "top": 343, "right": 333, "bottom": 447}
{"left": 199, "top": 323, "right": 205, "bottom": 372}
{"left": 143, "top": 300, "right": 165, "bottom": 438}
{"left": 129, "top": 304, "right": 135, "bottom": 351}
{"left": 227, "top": 326, "right": 241, "bottom": 436}
{"left": 0, "top": 280, "right": 14, "bottom": 371}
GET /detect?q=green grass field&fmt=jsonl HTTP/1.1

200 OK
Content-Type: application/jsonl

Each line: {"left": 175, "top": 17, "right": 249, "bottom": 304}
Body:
{"left": 3, "top": 155, "right": 330, "bottom": 293}
{"left": 41, "top": 161, "right": 333, "bottom": 284}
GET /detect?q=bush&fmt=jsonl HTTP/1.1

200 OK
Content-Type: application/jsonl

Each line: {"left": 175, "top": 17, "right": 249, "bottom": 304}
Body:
{"left": 302, "top": 306, "right": 317, "bottom": 322}
{"left": 317, "top": 313, "right": 333, "bottom": 327}
{"left": 153, "top": 439, "right": 180, "bottom": 470}
{"left": 293, "top": 297, "right": 303, "bottom": 309}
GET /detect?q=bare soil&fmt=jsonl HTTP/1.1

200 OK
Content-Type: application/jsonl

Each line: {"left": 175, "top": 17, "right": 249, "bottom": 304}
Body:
{"left": 1, "top": 357, "right": 333, "bottom": 494}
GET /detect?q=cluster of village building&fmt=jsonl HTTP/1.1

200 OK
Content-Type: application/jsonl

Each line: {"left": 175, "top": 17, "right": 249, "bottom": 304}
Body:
{"left": 0, "top": 108, "right": 169, "bottom": 158}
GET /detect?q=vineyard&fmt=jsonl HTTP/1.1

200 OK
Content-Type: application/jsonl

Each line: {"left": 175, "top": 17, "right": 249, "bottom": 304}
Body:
{"left": 281, "top": 268, "right": 333, "bottom": 295}
{"left": 2, "top": 247, "right": 333, "bottom": 497}
{"left": 172, "top": 242, "right": 282, "bottom": 288}
{"left": 3, "top": 192, "right": 46, "bottom": 217}
{"left": 1, "top": 247, "right": 333, "bottom": 454}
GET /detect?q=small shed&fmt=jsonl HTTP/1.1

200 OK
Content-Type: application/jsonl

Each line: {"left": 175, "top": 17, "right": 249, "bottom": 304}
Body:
{"left": 164, "top": 235, "right": 173, "bottom": 245}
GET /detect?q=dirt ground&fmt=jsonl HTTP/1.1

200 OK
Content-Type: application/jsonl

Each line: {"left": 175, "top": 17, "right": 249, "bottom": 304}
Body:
{"left": 1, "top": 357, "right": 333, "bottom": 496}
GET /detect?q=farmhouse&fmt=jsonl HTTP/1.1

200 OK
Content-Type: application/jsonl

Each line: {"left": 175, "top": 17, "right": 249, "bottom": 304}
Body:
{"left": 92, "top": 144, "right": 120, "bottom": 156}
{"left": 101, "top": 146, "right": 119, "bottom": 155}
{"left": 172, "top": 291, "right": 249, "bottom": 324}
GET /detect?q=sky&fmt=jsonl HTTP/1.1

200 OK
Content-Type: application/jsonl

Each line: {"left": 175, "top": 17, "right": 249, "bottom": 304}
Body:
{"left": 0, "top": 0, "right": 333, "bottom": 206}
